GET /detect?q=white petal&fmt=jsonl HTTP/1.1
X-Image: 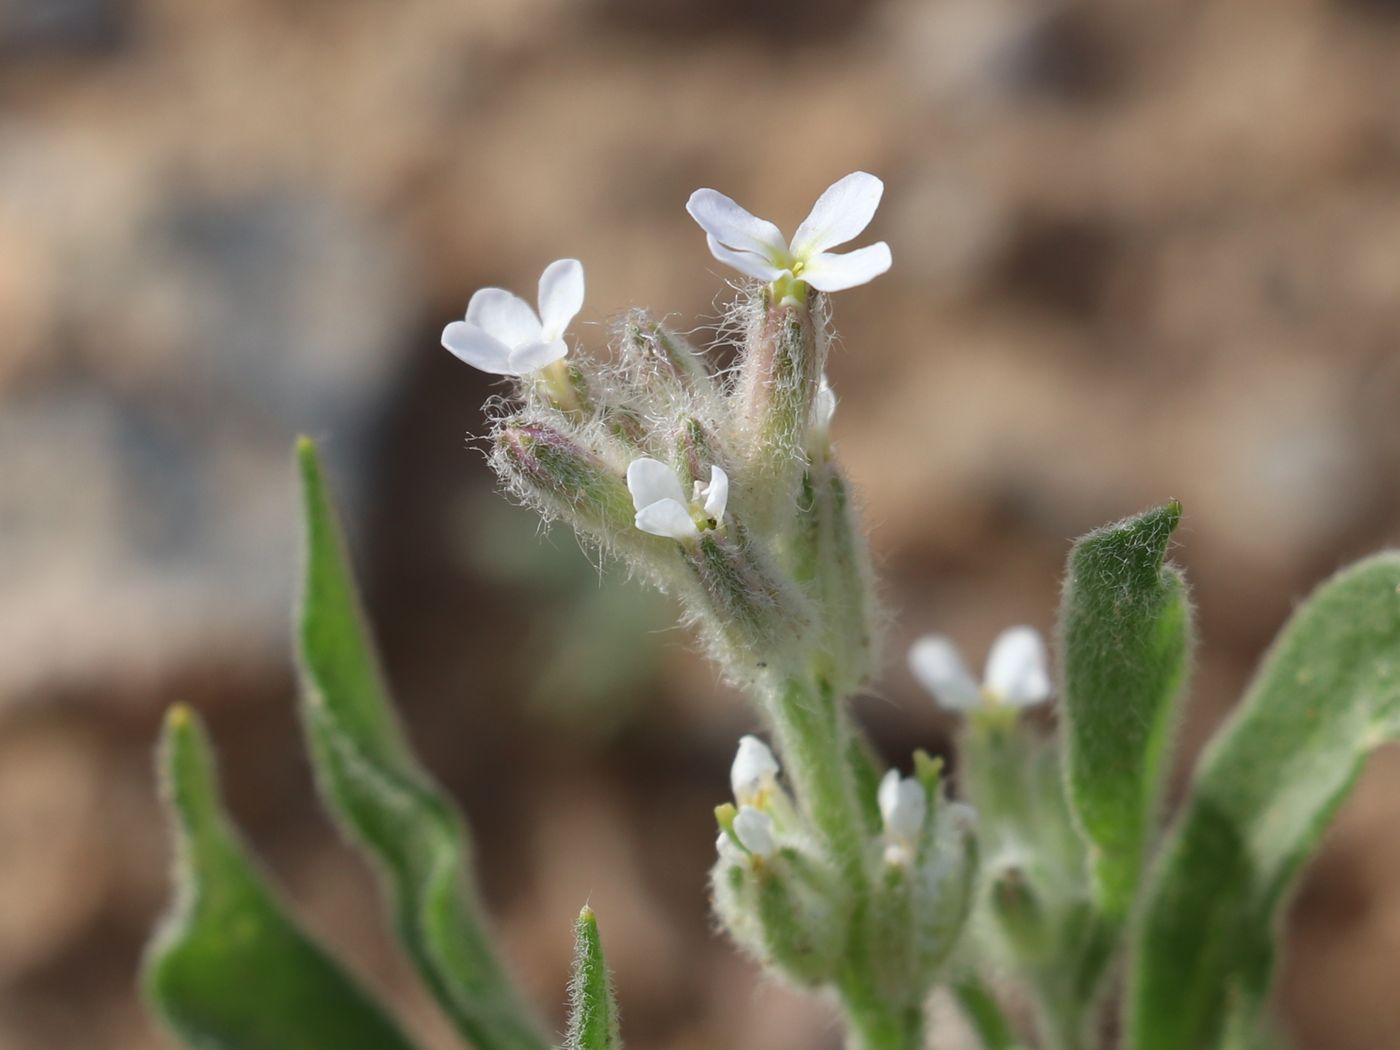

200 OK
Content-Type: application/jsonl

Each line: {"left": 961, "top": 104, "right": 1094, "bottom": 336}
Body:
{"left": 790, "top": 171, "right": 885, "bottom": 258}
{"left": 908, "top": 634, "right": 982, "bottom": 710}
{"left": 441, "top": 321, "right": 516, "bottom": 375}
{"left": 701, "top": 465, "right": 729, "bottom": 521}
{"left": 635, "top": 499, "right": 698, "bottom": 541}
{"left": 733, "top": 805, "right": 776, "bottom": 859}
{"left": 626, "top": 458, "right": 688, "bottom": 512}
{"left": 686, "top": 188, "right": 788, "bottom": 259}
{"left": 730, "top": 735, "right": 779, "bottom": 804}
{"left": 878, "top": 771, "right": 927, "bottom": 842}
{"left": 705, "top": 234, "right": 786, "bottom": 283}
{"left": 508, "top": 339, "right": 568, "bottom": 374}
{"left": 537, "top": 258, "right": 584, "bottom": 342}
{"left": 813, "top": 375, "right": 837, "bottom": 430}
{"left": 984, "top": 626, "right": 1051, "bottom": 707}
{"left": 466, "top": 287, "right": 543, "bottom": 347}
{"left": 800, "top": 243, "right": 892, "bottom": 293}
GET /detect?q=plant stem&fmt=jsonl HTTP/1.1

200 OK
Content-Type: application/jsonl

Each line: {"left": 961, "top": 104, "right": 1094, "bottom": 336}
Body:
{"left": 764, "top": 673, "right": 923, "bottom": 1050}
{"left": 953, "top": 978, "right": 1022, "bottom": 1050}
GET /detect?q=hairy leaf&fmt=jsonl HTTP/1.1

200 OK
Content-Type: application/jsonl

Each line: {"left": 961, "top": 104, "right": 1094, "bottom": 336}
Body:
{"left": 1059, "top": 501, "right": 1192, "bottom": 919}
{"left": 295, "top": 437, "right": 547, "bottom": 1050}
{"left": 144, "top": 706, "right": 420, "bottom": 1050}
{"left": 566, "top": 907, "right": 622, "bottom": 1050}
{"left": 1130, "top": 553, "right": 1400, "bottom": 1050}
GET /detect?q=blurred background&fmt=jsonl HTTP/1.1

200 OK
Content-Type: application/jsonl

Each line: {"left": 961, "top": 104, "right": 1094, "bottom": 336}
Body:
{"left": 2, "top": 0, "right": 1399, "bottom": 1047}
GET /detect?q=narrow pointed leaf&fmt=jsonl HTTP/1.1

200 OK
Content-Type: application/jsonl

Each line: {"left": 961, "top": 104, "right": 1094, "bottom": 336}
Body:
{"left": 565, "top": 907, "right": 622, "bottom": 1050}
{"left": 1059, "top": 501, "right": 1192, "bottom": 919}
{"left": 144, "top": 706, "right": 420, "bottom": 1050}
{"left": 1130, "top": 553, "right": 1400, "bottom": 1050}
{"left": 295, "top": 437, "right": 547, "bottom": 1050}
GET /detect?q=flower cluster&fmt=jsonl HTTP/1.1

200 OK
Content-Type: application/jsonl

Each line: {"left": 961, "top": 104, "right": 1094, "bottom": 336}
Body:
{"left": 443, "top": 174, "right": 890, "bottom": 681}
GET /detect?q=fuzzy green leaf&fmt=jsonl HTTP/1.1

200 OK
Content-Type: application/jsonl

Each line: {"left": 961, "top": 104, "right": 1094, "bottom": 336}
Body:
{"left": 566, "top": 907, "right": 622, "bottom": 1050}
{"left": 1129, "top": 553, "right": 1400, "bottom": 1050}
{"left": 144, "top": 706, "right": 420, "bottom": 1050}
{"left": 1059, "top": 501, "right": 1192, "bottom": 919}
{"left": 295, "top": 437, "right": 547, "bottom": 1050}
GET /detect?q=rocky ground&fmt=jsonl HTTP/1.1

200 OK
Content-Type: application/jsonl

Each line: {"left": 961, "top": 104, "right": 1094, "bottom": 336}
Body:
{"left": 1, "top": 0, "right": 1399, "bottom": 1047}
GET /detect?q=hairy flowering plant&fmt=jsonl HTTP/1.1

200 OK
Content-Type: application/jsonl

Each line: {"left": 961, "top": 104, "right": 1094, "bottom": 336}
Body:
{"left": 144, "top": 172, "right": 1400, "bottom": 1050}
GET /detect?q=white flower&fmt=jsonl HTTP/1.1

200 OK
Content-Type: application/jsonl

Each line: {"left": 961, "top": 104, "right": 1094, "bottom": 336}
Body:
{"left": 733, "top": 805, "right": 776, "bottom": 859}
{"left": 441, "top": 258, "right": 584, "bottom": 376}
{"left": 731, "top": 735, "right": 780, "bottom": 808}
{"left": 879, "top": 770, "right": 926, "bottom": 865}
{"left": 908, "top": 626, "right": 1052, "bottom": 712}
{"left": 685, "top": 172, "right": 892, "bottom": 297}
{"left": 626, "top": 457, "right": 728, "bottom": 541}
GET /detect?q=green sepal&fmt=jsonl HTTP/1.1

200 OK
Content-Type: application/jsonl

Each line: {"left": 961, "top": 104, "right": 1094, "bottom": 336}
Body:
{"left": 143, "top": 705, "right": 421, "bottom": 1050}
{"left": 565, "top": 907, "right": 623, "bottom": 1050}
{"left": 1129, "top": 552, "right": 1400, "bottom": 1050}
{"left": 295, "top": 437, "right": 547, "bottom": 1050}
{"left": 1059, "top": 501, "right": 1192, "bottom": 919}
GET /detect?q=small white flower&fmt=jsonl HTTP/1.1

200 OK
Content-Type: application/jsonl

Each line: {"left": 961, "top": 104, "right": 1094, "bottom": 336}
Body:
{"left": 626, "top": 457, "right": 728, "bottom": 541}
{"left": 813, "top": 375, "right": 837, "bottom": 431}
{"left": 908, "top": 626, "right": 1052, "bottom": 712}
{"left": 878, "top": 770, "right": 927, "bottom": 842}
{"left": 733, "top": 805, "right": 776, "bottom": 859}
{"left": 686, "top": 172, "right": 892, "bottom": 298}
{"left": 730, "top": 735, "right": 780, "bottom": 808}
{"left": 441, "top": 258, "right": 584, "bottom": 376}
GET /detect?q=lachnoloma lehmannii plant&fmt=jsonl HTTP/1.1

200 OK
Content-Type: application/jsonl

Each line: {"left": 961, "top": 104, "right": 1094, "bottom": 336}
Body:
{"left": 144, "top": 172, "right": 1400, "bottom": 1050}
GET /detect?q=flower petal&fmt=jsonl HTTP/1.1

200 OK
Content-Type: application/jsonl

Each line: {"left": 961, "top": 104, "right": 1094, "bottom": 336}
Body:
{"left": 733, "top": 805, "right": 776, "bottom": 858}
{"left": 908, "top": 634, "right": 982, "bottom": 710}
{"left": 791, "top": 171, "right": 885, "bottom": 258}
{"left": 704, "top": 234, "right": 787, "bottom": 283}
{"left": 537, "top": 258, "right": 584, "bottom": 342}
{"left": 686, "top": 188, "right": 788, "bottom": 259}
{"left": 878, "top": 771, "right": 927, "bottom": 842}
{"left": 730, "top": 735, "right": 779, "bottom": 804}
{"left": 441, "top": 321, "right": 516, "bottom": 375}
{"left": 626, "top": 457, "right": 688, "bottom": 512}
{"left": 466, "top": 287, "right": 543, "bottom": 347}
{"left": 508, "top": 339, "right": 568, "bottom": 374}
{"left": 800, "top": 243, "right": 892, "bottom": 293}
{"left": 635, "top": 499, "right": 698, "bottom": 541}
{"left": 701, "top": 465, "right": 729, "bottom": 521}
{"left": 984, "top": 626, "right": 1052, "bottom": 707}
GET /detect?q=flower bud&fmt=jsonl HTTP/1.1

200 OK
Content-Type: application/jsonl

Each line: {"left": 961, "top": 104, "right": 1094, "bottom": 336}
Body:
{"left": 618, "top": 310, "right": 717, "bottom": 402}
{"left": 989, "top": 863, "right": 1053, "bottom": 964}
{"left": 865, "top": 788, "right": 978, "bottom": 1006}
{"left": 710, "top": 820, "right": 847, "bottom": 988}
{"left": 492, "top": 418, "right": 679, "bottom": 577}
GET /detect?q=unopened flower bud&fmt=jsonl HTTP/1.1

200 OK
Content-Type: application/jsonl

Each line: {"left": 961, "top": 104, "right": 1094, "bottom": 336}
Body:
{"left": 989, "top": 863, "right": 1052, "bottom": 963}
{"left": 733, "top": 805, "right": 776, "bottom": 859}
{"left": 618, "top": 310, "right": 717, "bottom": 401}
{"left": 731, "top": 735, "right": 780, "bottom": 808}
{"left": 878, "top": 770, "right": 927, "bottom": 862}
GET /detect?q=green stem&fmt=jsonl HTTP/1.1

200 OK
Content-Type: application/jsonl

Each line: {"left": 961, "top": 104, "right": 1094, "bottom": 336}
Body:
{"left": 953, "top": 978, "right": 1022, "bottom": 1050}
{"left": 766, "top": 674, "right": 865, "bottom": 887}
{"left": 764, "top": 673, "right": 923, "bottom": 1050}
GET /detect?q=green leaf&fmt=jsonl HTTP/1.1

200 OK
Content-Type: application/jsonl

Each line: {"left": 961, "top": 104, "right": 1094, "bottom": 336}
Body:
{"left": 144, "top": 705, "right": 420, "bottom": 1050}
{"left": 294, "top": 437, "right": 547, "bottom": 1050}
{"left": 1129, "top": 553, "right": 1400, "bottom": 1050}
{"left": 1059, "top": 501, "right": 1192, "bottom": 919}
{"left": 566, "top": 907, "right": 623, "bottom": 1050}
